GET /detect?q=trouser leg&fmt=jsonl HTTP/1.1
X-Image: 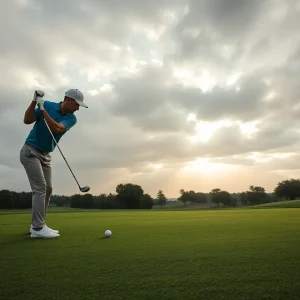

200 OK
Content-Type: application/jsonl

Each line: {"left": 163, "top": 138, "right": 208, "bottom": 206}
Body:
{"left": 42, "top": 155, "right": 52, "bottom": 216}
{"left": 20, "top": 144, "right": 51, "bottom": 228}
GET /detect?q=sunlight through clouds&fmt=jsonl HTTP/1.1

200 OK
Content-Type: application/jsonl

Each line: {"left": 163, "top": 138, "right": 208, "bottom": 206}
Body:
{"left": 2, "top": 0, "right": 300, "bottom": 196}
{"left": 247, "top": 152, "right": 298, "bottom": 163}
{"left": 153, "top": 163, "right": 164, "bottom": 169}
{"left": 188, "top": 120, "right": 233, "bottom": 143}
{"left": 187, "top": 116, "right": 260, "bottom": 143}
{"left": 181, "top": 158, "right": 240, "bottom": 176}
{"left": 263, "top": 91, "right": 277, "bottom": 102}
{"left": 187, "top": 113, "right": 197, "bottom": 122}
{"left": 226, "top": 72, "right": 242, "bottom": 86}
{"left": 171, "top": 68, "right": 216, "bottom": 92}
{"left": 239, "top": 121, "right": 259, "bottom": 139}
{"left": 88, "top": 90, "right": 99, "bottom": 96}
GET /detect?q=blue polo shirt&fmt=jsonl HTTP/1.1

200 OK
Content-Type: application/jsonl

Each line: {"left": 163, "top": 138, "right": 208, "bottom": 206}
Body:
{"left": 25, "top": 100, "right": 77, "bottom": 153}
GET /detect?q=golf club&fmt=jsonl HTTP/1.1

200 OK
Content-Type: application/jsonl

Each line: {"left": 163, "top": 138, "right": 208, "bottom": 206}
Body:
{"left": 37, "top": 98, "right": 90, "bottom": 193}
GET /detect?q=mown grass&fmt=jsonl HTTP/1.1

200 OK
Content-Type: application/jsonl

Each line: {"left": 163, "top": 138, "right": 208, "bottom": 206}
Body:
{"left": 1, "top": 209, "right": 300, "bottom": 300}
{"left": 249, "top": 200, "right": 300, "bottom": 209}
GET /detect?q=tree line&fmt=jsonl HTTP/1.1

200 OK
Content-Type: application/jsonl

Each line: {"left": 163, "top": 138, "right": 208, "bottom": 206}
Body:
{"left": 0, "top": 183, "right": 158, "bottom": 210}
{"left": 1, "top": 179, "right": 300, "bottom": 210}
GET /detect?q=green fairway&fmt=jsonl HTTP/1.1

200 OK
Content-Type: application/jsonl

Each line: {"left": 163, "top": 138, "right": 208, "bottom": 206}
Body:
{"left": 1, "top": 209, "right": 300, "bottom": 300}
{"left": 250, "top": 200, "right": 300, "bottom": 209}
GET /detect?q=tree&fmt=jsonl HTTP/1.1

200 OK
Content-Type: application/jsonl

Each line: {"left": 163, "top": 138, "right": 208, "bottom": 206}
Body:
{"left": 0, "top": 190, "right": 13, "bottom": 209}
{"left": 249, "top": 185, "right": 265, "bottom": 193}
{"left": 274, "top": 179, "right": 300, "bottom": 200}
{"left": 82, "top": 194, "right": 94, "bottom": 208}
{"left": 12, "top": 191, "right": 32, "bottom": 209}
{"left": 178, "top": 190, "right": 203, "bottom": 205}
{"left": 187, "top": 190, "right": 197, "bottom": 203}
{"left": 106, "top": 193, "right": 119, "bottom": 209}
{"left": 239, "top": 192, "right": 248, "bottom": 205}
{"left": 246, "top": 185, "right": 268, "bottom": 205}
{"left": 209, "top": 189, "right": 232, "bottom": 207}
{"left": 157, "top": 190, "right": 167, "bottom": 208}
{"left": 178, "top": 189, "right": 188, "bottom": 206}
{"left": 231, "top": 197, "right": 237, "bottom": 207}
{"left": 140, "top": 194, "right": 154, "bottom": 209}
{"left": 116, "top": 183, "right": 144, "bottom": 209}
{"left": 210, "top": 188, "right": 222, "bottom": 195}
{"left": 195, "top": 192, "right": 207, "bottom": 203}
{"left": 93, "top": 194, "right": 105, "bottom": 209}
{"left": 93, "top": 193, "right": 119, "bottom": 209}
{"left": 70, "top": 194, "right": 82, "bottom": 208}
{"left": 70, "top": 193, "right": 94, "bottom": 209}
{"left": 51, "top": 195, "right": 70, "bottom": 207}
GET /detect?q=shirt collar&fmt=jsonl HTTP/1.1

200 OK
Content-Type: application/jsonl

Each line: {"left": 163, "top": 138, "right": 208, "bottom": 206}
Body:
{"left": 55, "top": 102, "right": 62, "bottom": 112}
{"left": 55, "top": 101, "right": 72, "bottom": 115}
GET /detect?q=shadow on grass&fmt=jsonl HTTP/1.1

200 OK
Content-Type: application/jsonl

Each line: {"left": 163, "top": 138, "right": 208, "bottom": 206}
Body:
{"left": 99, "top": 237, "right": 111, "bottom": 240}
{"left": 20, "top": 232, "right": 30, "bottom": 236}
{"left": 0, "top": 232, "right": 60, "bottom": 248}
{"left": 0, "top": 232, "right": 111, "bottom": 249}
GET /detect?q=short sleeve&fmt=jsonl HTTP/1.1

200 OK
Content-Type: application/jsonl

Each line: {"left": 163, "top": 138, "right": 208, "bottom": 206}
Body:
{"left": 60, "top": 116, "right": 77, "bottom": 132}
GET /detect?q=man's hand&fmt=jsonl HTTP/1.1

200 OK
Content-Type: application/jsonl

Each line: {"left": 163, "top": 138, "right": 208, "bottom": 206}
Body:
{"left": 33, "top": 90, "right": 45, "bottom": 102}
{"left": 36, "top": 97, "right": 45, "bottom": 110}
{"left": 24, "top": 90, "right": 44, "bottom": 124}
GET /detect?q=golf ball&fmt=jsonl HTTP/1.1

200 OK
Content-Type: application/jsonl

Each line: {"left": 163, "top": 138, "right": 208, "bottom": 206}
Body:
{"left": 104, "top": 230, "right": 112, "bottom": 237}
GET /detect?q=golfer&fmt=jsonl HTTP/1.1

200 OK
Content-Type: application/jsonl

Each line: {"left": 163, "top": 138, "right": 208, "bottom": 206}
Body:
{"left": 20, "top": 89, "right": 88, "bottom": 238}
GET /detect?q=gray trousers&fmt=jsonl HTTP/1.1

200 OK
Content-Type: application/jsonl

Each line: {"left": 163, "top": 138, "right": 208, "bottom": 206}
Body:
{"left": 20, "top": 143, "right": 53, "bottom": 228}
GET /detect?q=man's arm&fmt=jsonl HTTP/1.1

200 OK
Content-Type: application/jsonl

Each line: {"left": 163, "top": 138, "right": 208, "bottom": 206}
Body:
{"left": 35, "top": 96, "right": 66, "bottom": 133}
{"left": 24, "top": 101, "right": 37, "bottom": 124}
{"left": 41, "top": 109, "right": 66, "bottom": 134}
{"left": 24, "top": 90, "right": 45, "bottom": 124}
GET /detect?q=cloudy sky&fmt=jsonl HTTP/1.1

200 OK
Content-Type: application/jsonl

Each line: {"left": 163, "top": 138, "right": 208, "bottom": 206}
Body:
{"left": 1, "top": 0, "right": 300, "bottom": 198}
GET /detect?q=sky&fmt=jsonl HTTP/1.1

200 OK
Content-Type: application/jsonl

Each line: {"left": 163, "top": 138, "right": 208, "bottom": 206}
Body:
{"left": 1, "top": 0, "right": 300, "bottom": 199}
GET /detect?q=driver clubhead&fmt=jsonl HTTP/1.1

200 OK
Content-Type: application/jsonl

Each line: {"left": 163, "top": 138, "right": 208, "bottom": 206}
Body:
{"left": 80, "top": 186, "right": 90, "bottom": 193}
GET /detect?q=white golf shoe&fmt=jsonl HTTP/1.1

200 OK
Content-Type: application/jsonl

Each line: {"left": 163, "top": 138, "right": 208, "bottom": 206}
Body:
{"left": 30, "top": 224, "right": 59, "bottom": 234}
{"left": 30, "top": 226, "right": 60, "bottom": 239}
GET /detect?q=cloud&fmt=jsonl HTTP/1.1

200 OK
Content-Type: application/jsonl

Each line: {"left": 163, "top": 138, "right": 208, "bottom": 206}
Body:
{"left": 1, "top": 0, "right": 300, "bottom": 197}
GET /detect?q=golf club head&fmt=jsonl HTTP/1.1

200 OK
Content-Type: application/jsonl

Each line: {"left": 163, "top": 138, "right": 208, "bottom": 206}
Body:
{"left": 80, "top": 186, "right": 90, "bottom": 193}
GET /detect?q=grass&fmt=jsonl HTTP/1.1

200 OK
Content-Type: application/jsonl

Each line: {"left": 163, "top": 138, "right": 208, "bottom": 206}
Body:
{"left": 1, "top": 209, "right": 300, "bottom": 300}
{"left": 249, "top": 200, "right": 300, "bottom": 209}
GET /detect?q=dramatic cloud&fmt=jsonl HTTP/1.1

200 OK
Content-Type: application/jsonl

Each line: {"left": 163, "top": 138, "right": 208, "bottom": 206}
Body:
{"left": 1, "top": 0, "right": 300, "bottom": 197}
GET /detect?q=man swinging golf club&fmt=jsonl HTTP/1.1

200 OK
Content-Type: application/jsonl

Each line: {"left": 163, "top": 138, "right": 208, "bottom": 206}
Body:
{"left": 20, "top": 89, "right": 88, "bottom": 238}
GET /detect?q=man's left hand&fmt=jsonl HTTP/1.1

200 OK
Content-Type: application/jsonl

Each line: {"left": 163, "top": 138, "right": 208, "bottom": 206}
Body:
{"left": 36, "top": 97, "right": 45, "bottom": 111}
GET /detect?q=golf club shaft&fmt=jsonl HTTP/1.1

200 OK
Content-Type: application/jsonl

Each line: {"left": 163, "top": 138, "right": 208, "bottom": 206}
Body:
{"left": 40, "top": 107, "right": 82, "bottom": 190}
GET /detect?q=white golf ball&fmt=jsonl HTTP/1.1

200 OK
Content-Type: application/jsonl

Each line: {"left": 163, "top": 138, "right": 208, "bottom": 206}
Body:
{"left": 104, "top": 230, "right": 112, "bottom": 237}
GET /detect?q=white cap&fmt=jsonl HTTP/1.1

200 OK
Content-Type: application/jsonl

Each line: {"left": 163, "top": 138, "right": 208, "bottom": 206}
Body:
{"left": 65, "top": 89, "right": 88, "bottom": 108}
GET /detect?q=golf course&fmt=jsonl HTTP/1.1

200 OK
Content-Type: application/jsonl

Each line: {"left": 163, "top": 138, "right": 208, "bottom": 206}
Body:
{"left": 1, "top": 206, "right": 300, "bottom": 300}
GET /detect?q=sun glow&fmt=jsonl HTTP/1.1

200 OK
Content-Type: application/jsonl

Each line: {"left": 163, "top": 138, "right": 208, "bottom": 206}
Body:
{"left": 153, "top": 163, "right": 163, "bottom": 169}
{"left": 226, "top": 72, "right": 242, "bottom": 86}
{"left": 148, "top": 163, "right": 164, "bottom": 170}
{"left": 187, "top": 116, "right": 259, "bottom": 143}
{"left": 187, "top": 113, "right": 197, "bottom": 122}
{"left": 247, "top": 151, "right": 297, "bottom": 163}
{"left": 239, "top": 121, "right": 259, "bottom": 138}
{"left": 263, "top": 91, "right": 277, "bottom": 102}
{"left": 88, "top": 89, "right": 99, "bottom": 96}
{"left": 172, "top": 68, "right": 216, "bottom": 92}
{"left": 188, "top": 119, "right": 232, "bottom": 143}
{"left": 182, "top": 158, "right": 238, "bottom": 175}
